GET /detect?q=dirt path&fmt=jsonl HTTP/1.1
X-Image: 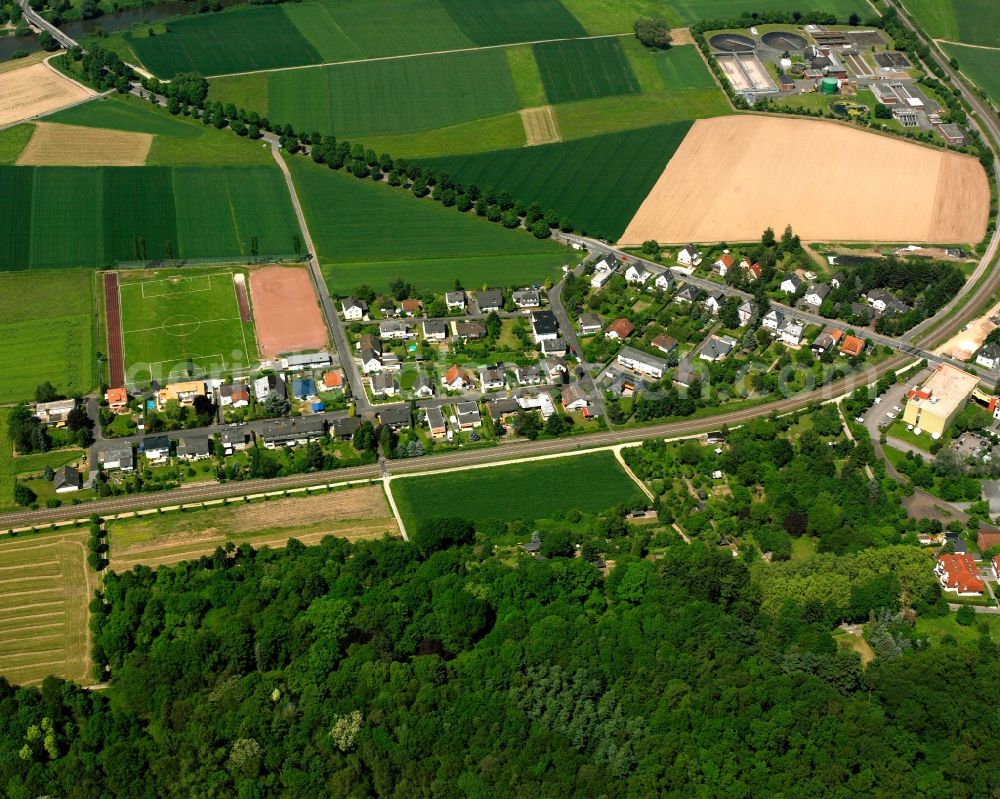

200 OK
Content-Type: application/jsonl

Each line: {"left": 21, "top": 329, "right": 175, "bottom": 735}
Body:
{"left": 613, "top": 445, "right": 654, "bottom": 501}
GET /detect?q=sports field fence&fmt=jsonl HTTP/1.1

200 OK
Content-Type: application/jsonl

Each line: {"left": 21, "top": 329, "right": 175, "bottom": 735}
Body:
{"left": 115, "top": 254, "right": 306, "bottom": 270}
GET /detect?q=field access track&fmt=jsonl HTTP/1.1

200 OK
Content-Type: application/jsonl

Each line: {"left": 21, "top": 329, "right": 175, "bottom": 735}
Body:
{"left": 103, "top": 271, "right": 125, "bottom": 388}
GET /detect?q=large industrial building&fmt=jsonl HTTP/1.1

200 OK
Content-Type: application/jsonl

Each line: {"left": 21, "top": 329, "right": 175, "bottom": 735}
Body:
{"left": 902, "top": 364, "right": 979, "bottom": 437}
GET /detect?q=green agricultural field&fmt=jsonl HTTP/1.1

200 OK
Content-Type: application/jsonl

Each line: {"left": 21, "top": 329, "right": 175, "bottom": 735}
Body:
{"left": 651, "top": 45, "right": 718, "bottom": 91}
{"left": 903, "top": 0, "right": 999, "bottom": 46}
{"left": 423, "top": 121, "right": 692, "bottom": 241}
{"left": 669, "top": 0, "right": 872, "bottom": 25}
{"left": 118, "top": 268, "right": 256, "bottom": 379}
{"left": 391, "top": 451, "right": 645, "bottom": 528}
{"left": 47, "top": 96, "right": 272, "bottom": 166}
{"left": 288, "top": 157, "right": 566, "bottom": 293}
{"left": 128, "top": 6, "right": 322, "bottom": 78}
{"left": 560, "top": 0, "right": 679, "bottom": 34}
{"left": 944, "top": 43, "right": 1000, "bottom": 105}
{"left": 0, "top": 164, "right": 298, "bottom": 269}
{"left": 438, "top": 0, "right": 585, "bottom": 45}
{"left": 0, "top": 124, "right": 33, "bottom": 165}
{"left": 249, "top": 48, "right": 521, "bottom": 138}
{"left": 534, "top": 36, "right": 640, "bottom": 104}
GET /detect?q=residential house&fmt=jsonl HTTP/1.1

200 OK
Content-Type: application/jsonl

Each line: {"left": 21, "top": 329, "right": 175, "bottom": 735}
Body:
{"left": 590, "top": 255, "right": 619, "bottom": 288}
{"left": 359, "top": 348, "right": 382, "bottom": 374}
{"left": 219, "top": 383, "right": 250, "bottom": 408}
{"left": 935, "top": 553, "right": 985, "bottom": 595}
{"left": 655, "top": 271, "right": 676, "bottom": 292}
{"left": 703, "top": 290, "right": 724, "bottom": 316}
{"left": 379, "top": 320, "right": 412, "bottom": 340}
{"left": 400, "top": 298, "right": 422, "bottom": 317}
{"left": 176, "top": 436, "right": 211, "bottom": 461}
{"left": 605, "top": 318, "right": 635, "bottom": 340}
{"left": 358, "top": 333, "right": 383, "bottom": 356}
{"left": 258, "top": 416, "right": 326, "bottom": 447}
{"left": 380, "top": 353, "right": 401, "bottom": 372}
{"left": 515, "top": 365, "right": 544, "bottom": 385}
{"left": 652, "top": 334, "right": 677, "bottom": 355}
{"left": 425, "top": 406, "right": 447, "bottom": 438}
{"left": 542, "top": 358, "right": 568, "bottom": 382}
{"left": 422, "top": 319, "right": 448, "bottom": 341}
{"left": 804, "top": 284, "right": 830, "bottom": 307}
{"left": 292, "top": 379, "right": 317, "bottom": 400}
{"left": 737, "top": 300, "right": 754, "bottom": 327}
{"left": 812, "top": 327, "right": 843, "bottom": 353}
{"left": 780, "top": 274, "right": 804, "bottom": 294}
{"left": 379, "top": 298, "right": 399, "bottom": 318}
{"left": 674, "top": 284, "right": 702, "bottom": 305}
{"left": 442, "top": 364, "right": 474, "bottom": 391}
{"left": 840, "top": 335, "right": 866, "bottom": 358}
{"left": 618, "top": 346, "right": 668, "bottom": 379}
{"left": 98, "top": 441, "right": 134, "bottom": 471}
{"left": 456, "top": 401, "right": 483, "bottom": 429}
{"left": 254, "top": 374, "right": 287, "bottom": 401}
{"left": 479, "top": 365, "right": 507, "bottom": 391}
{"left": 342, "top": 297, "right": 368, "bottom": 320}
{"left": 220, "top": 428, "right": 250, "bottom": 454}
{"left": 677, "top": 244, "right": 702, "bottom": 267}
{"left": 625, "top": 262, "right": 651, "bottom": 284}
{"left": 513, "top": 288, "right": 542, "bottom": 309}
{"left": 540, "top": 338, "right": 567, "bottom": 357}
{"left": 452, "top": 320, "right": 487, "bottom": 340}
{"left": 322, "top": 371, "right": 344, "bottom": 391}
{"left": 518, "top": 391, "right": 556, "bottom": 419}
{"left": 105, "top": 387, "right": 129, "bottom": 413}
{"left": 283, "top": 352, "right": 332, "bottom": 371}
{"left": 531, "top": 310, "right": 560, "bottom": 342}
{"left": 378, "top": 405, "right": 411, "bottom": 430}
{"left": 53, "top": 465, "right": 81, "bottom": 493}
{"left": 35, "top": 398, "right": 76, "bottom": 426}
{"left": 713, "top": 251, "right": 735, "bottom": 276}
{"left": 331, "top": 416, "right": 361, "bottom": 440}
{"left": 142, "top": 435, "right": 171, "bottom": 463}
{"left": 578, "top": 313, "right": 602, "bottom": 336}
{"left": 762, "top": 309, "right": 785, "bottom": 331}
{"left": 156, "top": 381, "right": 206, "bottom": 410}
{"left": 445, "top": 290, "right": 466, "bottom": 311}
{"left": 741, "top": 259, "right": 762, "bottom": 281}
{"left": 700, "top": 335, "right": 737, "bottom": 362}
{"left": 475, "top": 289, "right": 503, "bottom": 312}
{"left": 371, "top": 373, "right": 398, "bottom": 397}
{"left": 867, "top": 289, "right": 910, "bottom": 315}
{"left": 413, "top": 373, "right": 435, "bottom": 397}
{"left": 484, "top": 397, "right": 521, "bottom": 425}
{"left": 976, "top": 343, "right": 1000, "bottom": 370}
{"left": 850, "top": 302, "right": 874, "bottom": 324}
{"left": 777, "top": 319, "right": 804, "bottom": 347}
{"left": 561, "top": 383, "right": 589, "bottom": 412}
{"left": 830, "top": 272, "right": 846, "bottom": 289}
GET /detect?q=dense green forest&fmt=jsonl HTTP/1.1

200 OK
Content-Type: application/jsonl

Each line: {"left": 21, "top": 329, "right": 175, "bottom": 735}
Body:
{"left": 1, "top": 526, "right": 998, "bottom": 798}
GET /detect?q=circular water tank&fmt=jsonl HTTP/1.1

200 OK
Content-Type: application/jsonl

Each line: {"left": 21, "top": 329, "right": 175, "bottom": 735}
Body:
{"left": 820, "top": 77, "right": 839, "bottom": 95}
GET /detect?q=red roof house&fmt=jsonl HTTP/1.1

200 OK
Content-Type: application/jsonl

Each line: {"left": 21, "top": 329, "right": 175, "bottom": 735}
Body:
{"left": 935, "top": 553, "right": 985, "bottom": 595}
{"left": 605, "top": 318, "right": 635, "bottom": 340}
{"left": 840, "top": 335, "right": 865, "bottom": 358}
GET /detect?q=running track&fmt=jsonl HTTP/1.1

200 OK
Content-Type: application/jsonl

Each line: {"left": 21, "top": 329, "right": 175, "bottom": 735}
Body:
{"left": 103, "top": 272, "right": 125, "bottom": 388}
{"left": 234, "top": 275, "right": 251, "bottom": 323}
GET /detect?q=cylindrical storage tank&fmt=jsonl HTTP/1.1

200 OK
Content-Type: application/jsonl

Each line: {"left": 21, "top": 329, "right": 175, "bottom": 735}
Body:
{"left": 820, "top": 77, "right": 839, "bottom": 95}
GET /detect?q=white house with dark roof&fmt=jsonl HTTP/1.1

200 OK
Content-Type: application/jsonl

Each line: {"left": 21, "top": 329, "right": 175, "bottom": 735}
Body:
{"left": 763, "top": 309, "right": 785, "bottom": 331}
{"left": 976, "top": 343, "right": 1000, "bottom": 370}
{"left": 413, "top": 374, "right": 435, "bottom": 398}
{"left": 737, "top": 300, "right": 754, "bottom": 327}
{"left": 561, "top": 383, "right": 590, "bottom": 412}
{"left": 422, "top": 319, "right": 448, "bottom": 341}
{"left": 371, "top": 373, "right": 398, "bottom": 397}
{"left": 780, "top": 274, "right": 804, "bottom": 294}
{"left": 455, "top": 401, "right": 482, "bottom": 429}
{"left": 699, "top": 335, "right": 737, "bottom": 362}
{"left": 445, "top": 290, "right": 466, "bottom": 311}
{"left": 379, "top": 320, "right": 412, "bottom": 340}
{"left": 479, "top": 366, "right": 507, "bottom": 391}
{"left": 625, "top": 262, "right": 651, "bottom": 284}
{"left": 655, "top": 271, "right": 676, "bottom": 292}
{"left": 531, "top": 310, "right": 560, "bottom": 343}
{"left": 777, "top": 319, "right": 804, "bottom": 347}
{"left": 617, "top": 346, "right": 667, "bottom": 379}
{"left": 677, "top": 244, "right": 702, "bottom": 267}
{"left": 804, "top": 284, "right": 830, "bottom": 307}
{"left": 342, "top": 297, "right": 368, "bottom": 320}
{"left": 53, "top": 465, "right": 81, "bottom": 493}
{"left": 476, "top": 289, "right": 503, "bottom": 312}
{"left": 513, "top": 288, "right": 542, "bottom": 309}
{"left": 578, "top": 313, "right": 602, "bottom": 336}
{"left": 703, "top": 290, "right": 724, "bottom": 316}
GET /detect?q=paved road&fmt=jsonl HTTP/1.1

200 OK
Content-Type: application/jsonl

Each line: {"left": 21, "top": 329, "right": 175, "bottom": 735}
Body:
{"left": 548, "top": 271, "right": 607, "bottom": 420}
{"left": 18, "top": 0, "right": 75, "bottom": 48}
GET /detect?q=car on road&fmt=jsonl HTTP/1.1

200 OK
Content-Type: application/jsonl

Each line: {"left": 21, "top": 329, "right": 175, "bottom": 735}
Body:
{"left": 855, "top": 416, "right": 864, "bottom": 423}
{"left": 886, "top": 411, "right": 896, "bottom": 419}
{"left": 874, "top": 397, "right": 881, "bottom": 404}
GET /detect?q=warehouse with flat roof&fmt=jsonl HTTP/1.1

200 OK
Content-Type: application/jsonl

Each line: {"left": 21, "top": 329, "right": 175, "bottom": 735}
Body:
{"left": 902, "top": 363, "right": 979, "bottom": 437}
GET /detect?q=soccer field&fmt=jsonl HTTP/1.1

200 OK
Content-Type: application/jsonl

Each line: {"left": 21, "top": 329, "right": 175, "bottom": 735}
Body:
{"left": 118, "top": 269, "right": 257, "bottom": 382}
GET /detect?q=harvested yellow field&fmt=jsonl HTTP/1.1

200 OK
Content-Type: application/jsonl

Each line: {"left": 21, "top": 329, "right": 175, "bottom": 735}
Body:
{"left": 108, "top": 485, "right": 400, "bottom": 571}
{"left": 620, "top": 115, "right": 989, "bottom": 245}
{"left": 0, "top": 62, "right": 93, "bottom": 127}
{"left": 521, "top": 105, "right": 561, "bottom": 146}
{"left": 0, "top": 51, "right": 50, "bottom": 75}
{"left": 0, "top": 530, "right": 93, "bottom": 687}
{"left": 17, "top": 122, "right": 152, "bottom": 165}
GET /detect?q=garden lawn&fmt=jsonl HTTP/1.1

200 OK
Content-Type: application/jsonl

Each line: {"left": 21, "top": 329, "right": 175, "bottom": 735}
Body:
{"left": 128, "top": 6, "right": 322, "bottom": 78}
{"left": 391, "top": 451, "right": 645, "bottom": 528}
{"left": 258, "top": 48, "right": 520, "bottom": 137}
{"left": 904, "top": 0, "right": 999, "bottom": 46}
{"left": 0, "top": 270, "right": 95, "bottom": 404}
{"left": 669, "top": 0, "right": 871, "bottom": 25}
{"left": 118, "top": 268, "right": 256, "bottom": 378}
{"left": 422, "top": 121, "right": 692, "bottom": 241}
{"left": 534, "top": 36, "right": 640, "bottom": 104}
{"left": 914, "top": 611, "right": 1000, "bottom": 645}
{"left": 0, "top": 164, "right": 298, "bottom": 269}
{"left": 287, "top": 158, "right": 566, "bottom": 292}
{"left": 944, "top": 43, "right": 1000, "bottom": 106}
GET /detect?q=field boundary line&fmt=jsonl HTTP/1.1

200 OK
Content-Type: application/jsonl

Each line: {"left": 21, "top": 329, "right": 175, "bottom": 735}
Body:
{"left": 382, "top": 477, "right": 407, "bottom": 541}
{"left": 205, "top": 32, "right": 633, "bottom": 79}
{"left": 611, "top": 444, "right": 654, "bottom": 501}
{"left": 123, "top": 317, "right": 242, "bottom": 334}
{"left": 933, "top": 39, "right": 1000, "bottom": 51}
